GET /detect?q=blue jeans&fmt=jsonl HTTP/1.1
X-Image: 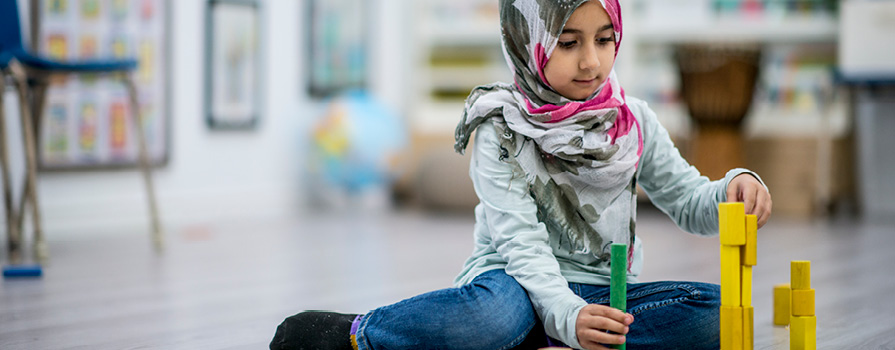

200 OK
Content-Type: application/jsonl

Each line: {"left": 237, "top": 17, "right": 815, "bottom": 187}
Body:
{"left": 354, "top": 269, "right": 720, "bottom": 350}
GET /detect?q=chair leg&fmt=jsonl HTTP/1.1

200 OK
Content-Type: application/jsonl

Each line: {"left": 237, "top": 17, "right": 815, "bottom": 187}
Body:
{"left": 123, "top": 74, "right": 163, "bottom": 252}
{"left": 9, "top": 62, "right": 46, "bottom": 262}
{"left": 0, "top": 76, "right": 22, "bottom": 262}
{"left": 14, "top": 82, "right": 46, "bottom": 237}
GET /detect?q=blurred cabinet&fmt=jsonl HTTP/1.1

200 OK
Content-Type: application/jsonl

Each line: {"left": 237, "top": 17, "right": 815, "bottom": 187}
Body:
{"left": 398, "top": 0, "right": 506, "bottom": 209}
{"left": 625, "top": 0, "right": 847, "bottom": 217}
{"left": 410, "top": 0, "right": 508, "bottom": 135}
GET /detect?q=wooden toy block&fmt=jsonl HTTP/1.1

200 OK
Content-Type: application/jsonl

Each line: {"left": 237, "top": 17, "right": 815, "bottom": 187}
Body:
{"left": 610, "top": 243, "right": 627, "bottom": 350}
{"left": 773, "top": 284, "right": 791, "bottom": 326}
{"left": 743, "top": 215, "right": 757, "bottom": 266}
{"left": 790, "top": 315, "right": 817, "bottom": 350}
{"left": 791, "top": 289, "right": 816, "bottom": 316}
{"left": 741, "top": 265, "right": 752, "bottom": 307}
{"left": 719, "top": 202, "right": 746, "bottom": 246}
{"left": 721, "top": 245, "right": 742, "bottom": 306}
{"left": 791, "top": 261, "right": 811, "bottom": 290}
{"left": 720, "top": 306, "right": 744, "bottom": 350}
{"left": 743, "top": 306, "right": 754, "bottom": 350}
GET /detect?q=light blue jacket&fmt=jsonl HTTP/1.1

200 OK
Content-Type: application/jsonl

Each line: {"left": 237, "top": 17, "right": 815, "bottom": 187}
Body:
{"left": 453, "top": 96, "right": 762, "bottom": 348}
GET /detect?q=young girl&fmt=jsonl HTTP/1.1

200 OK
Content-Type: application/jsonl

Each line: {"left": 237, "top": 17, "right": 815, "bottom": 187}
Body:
{"left": 271, "top": 0, "right": 772, "bottom": 349}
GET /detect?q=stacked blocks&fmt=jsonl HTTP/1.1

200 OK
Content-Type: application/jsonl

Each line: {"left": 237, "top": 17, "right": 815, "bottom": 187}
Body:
{"left": 790, "top": 261, "right": 816, "bottom": 350}
{"left": 719, "top": 202, "right": 757, "bottom": 350}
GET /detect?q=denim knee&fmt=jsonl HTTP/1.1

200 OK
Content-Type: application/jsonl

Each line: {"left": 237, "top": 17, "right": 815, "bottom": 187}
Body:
{"left": 627, "top": 282, "right": 721, "bottom": 350}
{"left": 681, "top": 282, "right": 721, "bottom": 348}
{"left": 443, "top": 270, "right": 538, "bottom": 350}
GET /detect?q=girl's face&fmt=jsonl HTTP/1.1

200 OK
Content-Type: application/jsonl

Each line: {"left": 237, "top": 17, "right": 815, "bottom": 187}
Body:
{"left": 543, "top": 1, "right": 617, "bottom": 101}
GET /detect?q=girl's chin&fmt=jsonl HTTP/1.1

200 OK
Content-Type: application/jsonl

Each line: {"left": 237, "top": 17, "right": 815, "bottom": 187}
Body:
{"left": 570, "top": 89, "right": 598, "bottom": 100}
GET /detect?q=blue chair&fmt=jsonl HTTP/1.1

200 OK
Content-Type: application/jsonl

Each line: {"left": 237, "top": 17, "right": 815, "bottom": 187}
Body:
{"left": 1, "top": 0, "right": 163, "bottom": 260}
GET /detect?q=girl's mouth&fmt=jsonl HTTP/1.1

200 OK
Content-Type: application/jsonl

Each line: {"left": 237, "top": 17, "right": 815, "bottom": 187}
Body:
{"left": 573, "top": 78, "right": 597, "bottom": 85}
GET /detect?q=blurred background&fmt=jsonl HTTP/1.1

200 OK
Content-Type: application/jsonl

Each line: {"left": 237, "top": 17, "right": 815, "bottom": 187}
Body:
{"left": 2, "top": 0, "right": 893, "bottom": 234}
{"left": 2, "top": 0, "right": 895, "bottom": 348}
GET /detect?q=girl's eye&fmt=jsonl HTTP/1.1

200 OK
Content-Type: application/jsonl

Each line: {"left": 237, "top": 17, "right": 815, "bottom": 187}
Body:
{"left": 597, "top": 36, "right": 614, "bottom": 46}
{"left": 558, "top": 40, "right": 577, "bottom": 49}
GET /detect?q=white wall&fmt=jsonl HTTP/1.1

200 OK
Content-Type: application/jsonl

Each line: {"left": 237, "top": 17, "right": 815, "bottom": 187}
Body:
{"left": 2, "top": 0, "right": 314, "bottom": 238}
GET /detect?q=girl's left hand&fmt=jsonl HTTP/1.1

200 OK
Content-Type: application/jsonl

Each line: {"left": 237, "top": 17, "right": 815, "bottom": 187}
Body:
{"left": 727, "top": 174, "right": 772, "bottom": 228}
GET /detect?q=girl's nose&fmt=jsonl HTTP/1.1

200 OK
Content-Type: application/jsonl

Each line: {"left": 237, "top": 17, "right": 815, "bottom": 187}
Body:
{"left": 580, "top": 44, "right": 600, "bottom": 71}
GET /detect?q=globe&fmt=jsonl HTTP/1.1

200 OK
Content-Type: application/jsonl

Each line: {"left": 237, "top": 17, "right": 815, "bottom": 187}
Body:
{"left": 310, "top": 90, "right": 407, "bottom": 194}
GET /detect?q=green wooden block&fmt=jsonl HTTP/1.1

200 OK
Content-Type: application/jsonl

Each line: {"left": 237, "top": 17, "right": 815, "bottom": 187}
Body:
{"left": 611, "top": 243, "right": 627, "bottom": 350}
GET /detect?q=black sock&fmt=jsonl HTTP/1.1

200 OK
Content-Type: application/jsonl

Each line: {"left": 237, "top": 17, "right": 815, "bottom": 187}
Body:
{"left": 270, "top": 311, "right": 359, "bottom": 350}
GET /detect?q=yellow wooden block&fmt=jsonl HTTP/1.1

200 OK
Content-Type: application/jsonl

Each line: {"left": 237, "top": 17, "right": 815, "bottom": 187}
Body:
{"left": 790, "top": 315, "right": 817, "bottom": 350}
{"left": 791, "top": 261, "right": 811, "bottom": 290}
{"left": 741, "top": 265, "right": 752, "bottom": 307}
{"left": 743, "top": 306, "right": 754, "bottom": 350}
{"left": 721, "top": 245, "right": 742, "bottom": 306}
{"left": 743, "top": 215, "right": 757, "bottom": 266}
{"left": 720, "top": 306, "right": 745, "bottom": 350}
{"left": 773, "top": 284, "right": 791, "bottom": 326}
{"left": 720, "top": 202, "right": 746, "bottom": 246}
{"left": 791, "top": 289, "right": 815, "bottom": 316}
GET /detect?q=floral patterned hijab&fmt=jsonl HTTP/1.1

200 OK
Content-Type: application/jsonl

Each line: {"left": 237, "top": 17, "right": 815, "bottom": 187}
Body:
{"left": 455, "top": 0, "right": 642, "bottom": 260}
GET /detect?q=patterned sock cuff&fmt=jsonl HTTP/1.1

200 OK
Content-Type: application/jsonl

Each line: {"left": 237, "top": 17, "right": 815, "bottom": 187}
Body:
{"left": 349, "top": 315, "right": 363, "bottom": 350}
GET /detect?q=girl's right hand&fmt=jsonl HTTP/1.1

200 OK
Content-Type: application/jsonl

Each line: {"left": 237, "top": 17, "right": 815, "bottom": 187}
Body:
{"left": 575, "top": 304, "right": 634, "bottom": 350}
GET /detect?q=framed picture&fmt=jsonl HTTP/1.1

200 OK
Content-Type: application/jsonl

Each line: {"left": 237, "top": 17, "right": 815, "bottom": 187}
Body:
{"left": 205, "top": 0, "right": 260, "bottom": 130}
{"left": 34, "top": 0, "right": 171, "bottom": 170}
{"left": 307, "top": 0, "right": 367, "bottom": 98}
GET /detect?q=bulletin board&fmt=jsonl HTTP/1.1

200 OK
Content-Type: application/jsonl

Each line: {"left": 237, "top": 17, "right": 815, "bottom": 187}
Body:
{"left": 35, "top": 0, "right": 170, "bottom": 170}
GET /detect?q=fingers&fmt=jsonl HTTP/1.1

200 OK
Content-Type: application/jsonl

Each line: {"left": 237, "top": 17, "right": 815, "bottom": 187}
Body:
{"left": 726, "top": 181, "right": 739, "bottom": 203}
{"left": 576, "top": 305, "right": 634, "bottom": 347}
{"left": 727, "top": 174, "right": 773, "bottom": 229}
{"left": 579, "top": 329, "right": 624, "bottom": 349}
{"left": 578, "top": 311, "right": 630, "bottom": 335}
{"left": 755, "top": 190, "right": 772, "bottom": 228}
{"left": 580, "top": 304, "right": 633, "bottom": 326}
{"left": 742, "top": 185, "right": 757, "bottom": 215}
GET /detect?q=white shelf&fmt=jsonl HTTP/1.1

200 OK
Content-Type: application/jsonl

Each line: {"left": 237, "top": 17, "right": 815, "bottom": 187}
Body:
{"left": 412, "top": 102, "right": 466, "bottom": 135}
{"left": 426, "top": 21, "right": 501, "bottom": 47}
{"left": 427, "top": 66, "right": 510, "bottom": 90}
{"left": 648, "top": 101, "right": 849, "bottom": 139}
{"left": 745, "top": 102, "right": 848, "bottom": 138}
{"left": 633, "top": 15, "right": 838, "bottom": 44}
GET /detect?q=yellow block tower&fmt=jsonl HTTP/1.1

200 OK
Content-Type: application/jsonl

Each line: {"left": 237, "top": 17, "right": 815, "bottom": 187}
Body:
{"left": 790, "top": 261, "right": 816, "bottom": 350}
{"left": 719, "top": 203, "right": 757, "bottom": 350}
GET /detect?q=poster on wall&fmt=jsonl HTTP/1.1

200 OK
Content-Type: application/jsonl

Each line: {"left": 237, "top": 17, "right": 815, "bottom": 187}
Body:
{"left": 36, "top": 0, "right": 169, "bottom": 170}
{"left": 307, "top": 0, "right": 367, "bottom": 98}
{"left": 205, "top": 0, "right": 260, "bottom": 130}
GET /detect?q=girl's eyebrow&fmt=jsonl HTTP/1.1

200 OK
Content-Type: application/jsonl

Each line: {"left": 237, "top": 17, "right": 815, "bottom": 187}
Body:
{"left": 561, "top": 24, "right": 614, "bottom": 34}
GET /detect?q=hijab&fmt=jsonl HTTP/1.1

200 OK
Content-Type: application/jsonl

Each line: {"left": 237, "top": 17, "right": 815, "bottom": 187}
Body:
{"left": 455, "top": 0, "right": 642, "bottom": 261}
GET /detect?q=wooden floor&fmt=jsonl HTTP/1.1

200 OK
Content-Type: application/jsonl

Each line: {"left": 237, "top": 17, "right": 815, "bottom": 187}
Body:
{"left": 2, "top": 205, "right": 894, "bottom": 349}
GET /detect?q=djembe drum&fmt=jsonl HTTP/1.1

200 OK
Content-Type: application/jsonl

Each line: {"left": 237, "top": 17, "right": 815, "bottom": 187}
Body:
{"left": 674, "top": 44, "right": 762, "bottom": 180}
